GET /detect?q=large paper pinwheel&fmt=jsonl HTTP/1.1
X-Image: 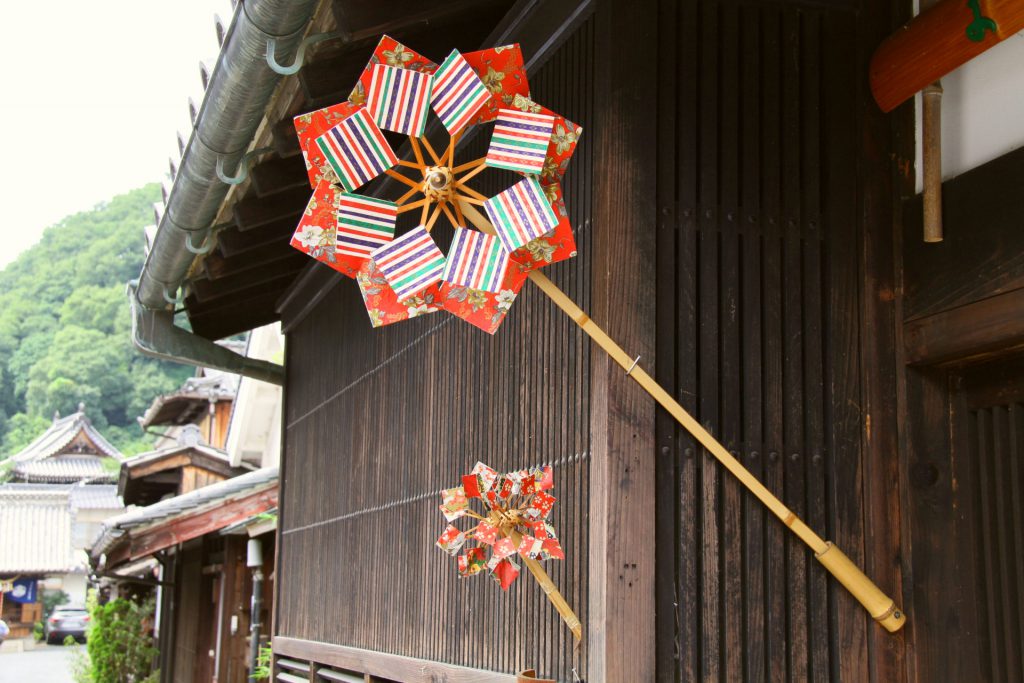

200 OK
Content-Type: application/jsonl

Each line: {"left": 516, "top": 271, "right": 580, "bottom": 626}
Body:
{"left": 287, "top": 36, "right": 907, "bottom": 634}
{"left": 290, "top": 36, "right": 581, "bottom": 334}
{"left": 435, "top": 462, "right": 581, "bottom": 640}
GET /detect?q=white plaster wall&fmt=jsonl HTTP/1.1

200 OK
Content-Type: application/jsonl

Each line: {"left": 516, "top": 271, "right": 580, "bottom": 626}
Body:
{"left": 225, "top": 323, "right": 284, "bottom": 468}
{"left": 60, "top": 573, "right": 88, "bottom": 604}
{"left": 915, "top": 30, "right": 1024, "bottom": 192}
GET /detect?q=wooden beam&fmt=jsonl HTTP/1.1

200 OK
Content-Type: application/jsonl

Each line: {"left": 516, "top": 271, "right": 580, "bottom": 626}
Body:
{"left": 192, "top": 258, "right": 307, "bottom": 302}
{"left": 128, "top": 486, "right": 278, "bottom": 560}
{"left": 250, "top": 155, "right": 312, "bottom": 197}
{"left": 904, "top": 287, "right": 1024, "bottom": 365}
{"left": 870, "top": 0, "right": 1024, "bottom": 112}
{"left": 588, "top": 0, "right": 657, "bottom": 680}
{"left": 273, "top": 637, "right": 516, "bottom": 683}
{"left": 232, "top": 186, "right": 311, "bottom": 232}
{"left": 126, "top": 454, "right": 192, "bottom": 480}
{"left": 215, "top": 217, "right": 298, "bottom": 258}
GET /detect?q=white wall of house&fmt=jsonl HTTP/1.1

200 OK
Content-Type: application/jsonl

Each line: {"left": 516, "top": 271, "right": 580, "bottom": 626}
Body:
{"left": 914, "top": 30, "right": 1024, "bottom": 191}
{"left": 225, "top": 323, "right": 283, "bottom": 469}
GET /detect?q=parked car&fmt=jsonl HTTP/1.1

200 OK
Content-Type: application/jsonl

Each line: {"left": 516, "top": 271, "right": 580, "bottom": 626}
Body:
{"left": 44, "top": 605, "right": 89, "bottom": 644}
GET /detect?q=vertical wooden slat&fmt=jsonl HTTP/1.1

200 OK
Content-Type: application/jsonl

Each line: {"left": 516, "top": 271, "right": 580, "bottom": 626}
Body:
{"left": 674, "top": 0, "right": 701, "bottom": 678}
{"left": 587, "top": 0, "right": 657, "bottom": 679}
{"left": 739, "top": 4, "right": 767, "bottom": 680}
{"left": 820, "top": 8, "right": 870, "bottom": 683}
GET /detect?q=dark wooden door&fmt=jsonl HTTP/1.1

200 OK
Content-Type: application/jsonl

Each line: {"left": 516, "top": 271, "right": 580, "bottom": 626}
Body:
{"left": 951, "top": 355, "right": 1024, "bottom": 683}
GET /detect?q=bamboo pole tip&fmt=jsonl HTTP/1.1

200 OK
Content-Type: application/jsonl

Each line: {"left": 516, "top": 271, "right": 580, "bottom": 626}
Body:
{"left": 876, "top": 604, "right": 907, "bottom": 633}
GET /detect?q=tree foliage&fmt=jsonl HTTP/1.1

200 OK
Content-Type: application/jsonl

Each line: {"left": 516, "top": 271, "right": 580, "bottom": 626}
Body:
{"left": 76, "top": 594, "right": 159, "bottom": 683}
{"left": 0, "top": 185, "right": 191, "bottom": 456}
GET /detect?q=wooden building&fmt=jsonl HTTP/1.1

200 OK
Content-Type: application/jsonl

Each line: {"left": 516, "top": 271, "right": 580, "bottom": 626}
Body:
{"left": 131, "top": 0, "right": 1024, "bottom": 680}
{"left": 92, "top": 466, "right": 277, "bottom": 683}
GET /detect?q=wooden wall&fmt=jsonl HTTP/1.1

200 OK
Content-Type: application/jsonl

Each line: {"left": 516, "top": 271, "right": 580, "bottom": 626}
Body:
{"left": 900, "top": 149, "right": 1024, "bottom": 683}
{"left": 273, "top": 0, "right": 917, "bottom": 679}
{"left": 278, "top": 18, "right": 597, "bottom": 681}
{"left": 653, "top": 0, "right": 907, "bottom": 680}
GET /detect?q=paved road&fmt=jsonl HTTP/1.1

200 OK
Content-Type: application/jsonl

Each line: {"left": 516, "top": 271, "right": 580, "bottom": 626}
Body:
{"left": 0, "top": 644, "right": 77, "bottom": 683}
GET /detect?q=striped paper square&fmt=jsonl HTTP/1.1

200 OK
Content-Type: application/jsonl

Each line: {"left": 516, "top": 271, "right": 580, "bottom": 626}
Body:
{"left": 442, "top": 228, "right": 510, "bottom": 294}
{"left": 335, "top": 193, "right": 397, "bottom": 259}
{"left": 315, "top": 108, "right": 398, "bottom": 192}
{"left": 431, "top": 50, "right": 491, "bottom": 134}
{"left": 485, "top": 109, "right": 556, "bottom": 175}
{"left": 484, "top": 177, "right": 559, "bottom": 253}
{"left": 366, "top": 64, "right": 432, "bottom": 136}
{"left": 370, "top": 226, "right": 447, "bottom": 301}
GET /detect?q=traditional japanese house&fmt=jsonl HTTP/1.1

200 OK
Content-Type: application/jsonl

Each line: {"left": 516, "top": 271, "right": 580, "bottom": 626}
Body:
{"left": 127, "top": 0, "right": 1024, "bottom": 680}
{"left": 140, "top": 362, "right": 240, "bottom": 450}
{"left": 3, "top": 405, "right": 122, "bottom": 485}
{"left": 92, "top": 333, "right": 282, "bottom": 683}
{"left": 92, "top": 467, "right": 278, "bottom": 683}
{"left": 0, "top": 406, "right": 125, "bottom": 635}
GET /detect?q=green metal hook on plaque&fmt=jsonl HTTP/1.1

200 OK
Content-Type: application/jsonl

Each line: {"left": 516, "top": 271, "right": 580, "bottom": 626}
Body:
{"left": 966, "top": 0, "right": 997, "bottom": 42}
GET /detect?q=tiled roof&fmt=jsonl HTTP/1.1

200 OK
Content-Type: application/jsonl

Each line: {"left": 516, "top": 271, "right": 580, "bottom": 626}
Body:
{"left": 13, "top": 456, "right": 117, "bottom": 484}
{"left": 139, "top": 372, "right": 239, "bottom": 428}
{"left": 92, "top": 466, "right": 278, "bottom": 562}
{"left": 0, "top": 486, "right": 80, "bottom": 573}
{"left": 69, "top": 485, "right": 123, "bottom": 510}
{"left": 9, "top": 410, "right": 121, "bottom": 463}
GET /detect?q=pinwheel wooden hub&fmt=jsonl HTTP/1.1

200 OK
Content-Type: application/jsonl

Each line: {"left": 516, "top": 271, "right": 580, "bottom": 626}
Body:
{"left": 422, "top": 165, "right": 453, "bottom": 201}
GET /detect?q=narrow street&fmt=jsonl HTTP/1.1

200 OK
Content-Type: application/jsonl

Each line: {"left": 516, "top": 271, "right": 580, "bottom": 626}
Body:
{"left": 0, "top": 643, "right": 77, "bottom": 683}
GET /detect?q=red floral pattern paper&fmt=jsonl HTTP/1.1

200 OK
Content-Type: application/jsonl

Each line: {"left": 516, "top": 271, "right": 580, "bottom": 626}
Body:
{"left": 436, "top": 462, "right": 566, "bottom": 594}
{"left": 289, "top": 180, "right": 364, "bottom": 278}
{"left": 438, "top": 257, "right": 530, "bottom": 335}
{"left": 355, "top": 258, "right": 443, "bottom": 328}
{"left": 293, "top": 101, "right": 362, "bottom": 189}
{"left": 508, "top": 183, "right": 577, "bottom": 271}
{"left": 462, "top": 44, "right": 531, "bottom": 126}
{"left": 502, "top": 94, "right": 583, "bottom": 187}
{"left": 348, "top": 36, "right": 438, "bottom": 109}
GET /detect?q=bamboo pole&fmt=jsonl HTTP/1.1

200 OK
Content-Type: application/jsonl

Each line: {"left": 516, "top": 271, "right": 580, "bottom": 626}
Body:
{"left": 505, "top": 527, "right": 583, "bottom": 642}
{"left": 457, "top": 198, "right": 906, "bottom": 633}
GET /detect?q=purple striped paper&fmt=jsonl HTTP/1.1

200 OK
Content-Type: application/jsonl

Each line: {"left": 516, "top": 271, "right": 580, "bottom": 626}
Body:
{"left": 431, "top": 50, "right": 491, "bottom": 134}
{"left": 442, "top": 228, "right": 510, "bottom": 293}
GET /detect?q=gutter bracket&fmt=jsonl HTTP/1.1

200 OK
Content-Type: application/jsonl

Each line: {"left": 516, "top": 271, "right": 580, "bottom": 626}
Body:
{"left": 266, "top": 30, "right": 345, "bottom": 75}
{"left": 129, "top": 282, "right": 284, "bottom": 386}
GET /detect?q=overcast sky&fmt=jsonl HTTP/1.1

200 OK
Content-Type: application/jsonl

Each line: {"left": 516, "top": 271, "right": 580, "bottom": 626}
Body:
{"left": 0, "top": 0, "right": 233, "bottom": 269}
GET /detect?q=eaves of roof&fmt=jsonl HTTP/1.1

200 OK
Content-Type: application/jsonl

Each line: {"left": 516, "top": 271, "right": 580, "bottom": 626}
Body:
{"left": 92, "top": 466, "right": 278, "bottom": 566}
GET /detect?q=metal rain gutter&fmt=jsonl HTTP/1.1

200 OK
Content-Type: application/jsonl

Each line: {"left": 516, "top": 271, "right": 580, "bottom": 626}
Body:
{"left": 130, "top": 0, "right": 318, "bottom": 383}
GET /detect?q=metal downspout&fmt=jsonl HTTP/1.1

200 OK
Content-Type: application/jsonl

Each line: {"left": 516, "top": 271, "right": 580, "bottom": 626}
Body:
{"left": 130, "top": 0, "right": 317, "bottom": 384}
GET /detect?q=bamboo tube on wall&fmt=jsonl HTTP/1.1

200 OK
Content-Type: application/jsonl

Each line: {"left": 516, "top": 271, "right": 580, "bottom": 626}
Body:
{"left": 457, "top": 198, "right": 907, "bottom": 633}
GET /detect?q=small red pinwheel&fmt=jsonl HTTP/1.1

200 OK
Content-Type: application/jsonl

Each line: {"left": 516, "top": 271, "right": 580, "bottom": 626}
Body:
{"left": 435, "top": 462, "right": 581, "bottom": 640}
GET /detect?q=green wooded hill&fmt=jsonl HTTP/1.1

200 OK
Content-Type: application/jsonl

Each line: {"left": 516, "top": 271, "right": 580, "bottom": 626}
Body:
{"left": 0, "top": 184, "right": 192, "bottom": 456}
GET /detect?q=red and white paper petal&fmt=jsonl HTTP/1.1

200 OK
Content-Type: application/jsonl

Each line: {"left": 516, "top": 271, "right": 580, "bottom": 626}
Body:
{"left": 490, "top": 557, "right": 521, "bottom": 591}
{"left": 439, "top": 486, "right": 469, "bottom": 522}
{"left": 348, "top": 36, "right": 438, "bottom": 108}
{"left": 462, "top": 44, "right": 531, "bottom": 125}
{"left": 293, "top": 100, "right": 362, "bottom": 189}
{"left": 525, "top": 490, "right": 557, "bottom": 521}
{"left": 458, "top": 547, "right": 487, "bottom": 577}
{"left": 502, "top": 95, "right": 583, "bottom": 187}
{"left": 290, "top": 180, "right": 364, "bottom": 278}
{"left": 436, "top": 524, "right": 467, "bottom": 556}
{"left": 474, "top": 521, "right": 500, "bottom": 546}
{"left": 355, "top": 257, "right": 443, "bottom": 328}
